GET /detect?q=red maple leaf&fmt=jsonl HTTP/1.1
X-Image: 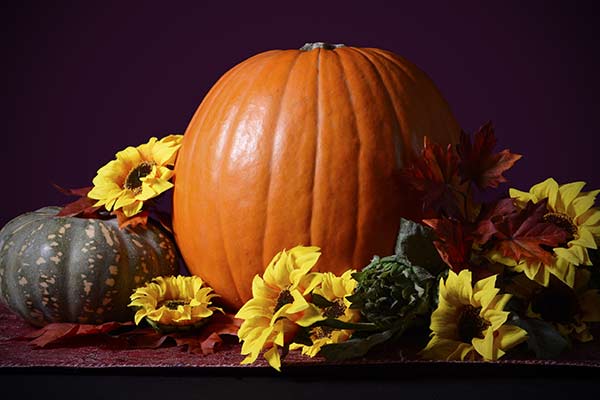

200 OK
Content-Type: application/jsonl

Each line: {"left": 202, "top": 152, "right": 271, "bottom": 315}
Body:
{"left": 482, "top": 200, "right": 569, "bottom": 265}
{"left": 423, "top": 218, "right": 473, "bottom": 272}
{"left": 52, "top": 184, "right": 101, "bottom": 218}
{"left": 399, "top": 137, "right": 464, "bottom": 219}
{"left": 473, "top": 198, "right": 518, "bottom": 245}
{"left": 456, "top": 122, "right": 522, "bottom": 190}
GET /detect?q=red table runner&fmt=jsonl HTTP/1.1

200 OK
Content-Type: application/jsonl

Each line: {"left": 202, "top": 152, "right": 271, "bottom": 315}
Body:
{"left": 1, "top": 303, "right": 599, "bottom": 370}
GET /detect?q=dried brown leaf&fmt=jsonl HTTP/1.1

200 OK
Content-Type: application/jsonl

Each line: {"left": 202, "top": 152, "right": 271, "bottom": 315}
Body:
{"left": 24, "top": 321, "right": 132, "bottom": 348}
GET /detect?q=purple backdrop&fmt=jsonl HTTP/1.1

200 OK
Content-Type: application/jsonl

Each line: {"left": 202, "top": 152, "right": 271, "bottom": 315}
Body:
{"left": 3, "top": 1, "right": 599, "bottom": 227}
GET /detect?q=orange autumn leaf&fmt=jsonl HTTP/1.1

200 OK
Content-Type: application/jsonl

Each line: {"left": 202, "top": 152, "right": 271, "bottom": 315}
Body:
{"left": 113, "top": 209, "right": 149, "bottom": 229}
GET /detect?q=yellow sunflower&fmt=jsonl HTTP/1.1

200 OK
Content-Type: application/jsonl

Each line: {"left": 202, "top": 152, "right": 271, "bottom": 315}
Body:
{"left": 501, "top": 178, "right": 600, "bottom": 287}
{"left": 129, "top": 275, "right": 221, "bottom": 333}
{"left": 290, "top": 270, "right": 360, "bottom": 357}
{"left": 235, "top": 246, "right": 325, "bottom": 371}
{"left": 419, "top": 270, "right": 527, "bottom": 361}
{"left": 527, "top": 269, "right": 600, "bottom": 342}
{"left": 88, "top": 134, "right": 183, "bottom": 217}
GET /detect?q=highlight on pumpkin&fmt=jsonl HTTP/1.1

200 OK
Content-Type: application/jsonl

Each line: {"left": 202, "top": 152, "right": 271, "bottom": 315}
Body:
{"left": 171, "top": 44, "right": 462, "bottom": 311}
{"left": 129, "top": 275, "right": 222, "bottom": 333}
{"left": 88, "top": 134, "right": 183, "bottom": 217}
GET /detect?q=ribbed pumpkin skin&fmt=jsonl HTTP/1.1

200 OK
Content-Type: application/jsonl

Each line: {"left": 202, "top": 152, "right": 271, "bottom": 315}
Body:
{"left": 0, "top": 207, "right": 177, "bottom": 326}
{"left": 173, "top": 45, "right": 460, "bottom": 310}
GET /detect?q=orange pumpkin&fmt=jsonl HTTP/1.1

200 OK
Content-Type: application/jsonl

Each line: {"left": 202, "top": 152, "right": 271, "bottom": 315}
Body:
{"left": 173, "top": 43, "right": 460, "bottom": 310}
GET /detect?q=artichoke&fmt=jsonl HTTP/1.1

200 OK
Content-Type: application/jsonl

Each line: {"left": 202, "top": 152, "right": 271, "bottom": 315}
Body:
{"left": 318, "top": 218, "right": 444, "bottom": 361}
{"left": 347, "top": 255, "right": 436, "bottom": 331}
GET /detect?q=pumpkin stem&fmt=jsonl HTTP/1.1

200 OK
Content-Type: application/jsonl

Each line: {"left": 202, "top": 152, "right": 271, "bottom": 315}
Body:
{"left": 300, "top": 42, "right": 345, "bottom": 51}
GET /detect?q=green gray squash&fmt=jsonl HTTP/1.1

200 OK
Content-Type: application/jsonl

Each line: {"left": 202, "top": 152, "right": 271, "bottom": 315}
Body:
{"left": 0, "top": 206, "right": 178, "bottom": 326}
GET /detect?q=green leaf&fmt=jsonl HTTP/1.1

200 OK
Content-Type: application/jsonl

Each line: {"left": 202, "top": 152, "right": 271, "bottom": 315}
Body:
{"left": 395, "top": 218, "right": 445, "bottom": 275}
{"left": 509, "top": 316, "right": 570, "bottom": 359}
{"left": 311, "top": 293, "right": 334, "bottom": 308}
{"left": 290, "top": 327, "right": 313, "bottom": 346}
{"left": 411, "top": 264, "right": 435, "bottom": 282}
{"left": 313, "top": 318, "right": 380, "bottom": 332}
{"left": 318, "top": 329, "right": 397, "bottom": 361}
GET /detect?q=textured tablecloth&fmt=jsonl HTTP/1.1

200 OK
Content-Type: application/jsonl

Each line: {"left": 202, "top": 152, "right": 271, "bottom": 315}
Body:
{"left": 1, "top": 303, "right": 599, "bottom": 370}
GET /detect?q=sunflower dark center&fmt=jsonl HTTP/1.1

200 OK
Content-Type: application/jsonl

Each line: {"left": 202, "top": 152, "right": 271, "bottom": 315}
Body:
{"left": 543, "top": 212, "right": 577, "bottom": 238}
{"left": 457, "top": 305, "right": 489, "bottom": 343}
{"left": 324, "top": 300, "right": 346, "bottom": 319}
{"left": 161, "top": 300, "right": 188, "bottom": 310}
{"left": 311, "top": 326, "right": 334, "bottom": 339}
{"left": 124, "top": 162, "right": 154, "bottom": 191}
{"left": 274, "top": 289, "right": 294, "bottom": 313}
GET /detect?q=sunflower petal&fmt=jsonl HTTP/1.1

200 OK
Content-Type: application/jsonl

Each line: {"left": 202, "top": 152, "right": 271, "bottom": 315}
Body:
{"left": 577, "top": 208, "right": 600, "bottom": 227}
{"left": 572, "top": 195, "right": 597, "bottom": 219}
{"left": 445, "top": 270, "right": 473, "bottom": 305}
{"left": 264, "top": 346, "right": 282, "bottom": 371}
{"left": 286, "top": 290, "right": 311, "bottom": 314}
{"left": 571, "top": 228, "right": 597, "bottom": 249}
{"left": 420, "top": 336, "right": 467, "bottom": 361}
{"left": 295, "top": 303, "right": 326, "bottom": 327}
{"left": 121, "top": 200, "right": 144, "bottom": 217}
{"left": 236, "top": 246, "right": 325, "bottom": 369}
{"left": 236, "top": 298, "right": 273, "bottom": 320}
{"left": 557, "top": 181, "right": 586, "bottom": 212}
{"left": 484, "top": 309, "right": 509, "bottom": 331}
{"left": 496, "top": 324, "right": 528, "bottom": 351}
{"left": 472, "top": 328, "right": 497, "bottom": 360}
{"left": 554, "top": 247, "right": 584, "bottom": 265}
{"left": 509, "top": 188, "right": 534, "bottom": 205}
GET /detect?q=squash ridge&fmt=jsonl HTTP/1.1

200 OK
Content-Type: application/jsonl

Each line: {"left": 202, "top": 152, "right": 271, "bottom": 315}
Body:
{"left": 308, "top": 48, "right": 323, "bottom": 250}
{"left": 261, "top": 52, "right": 302, "bottom": 269}
{"left": 333, "top": 50, "right": 361, "bottom": 266}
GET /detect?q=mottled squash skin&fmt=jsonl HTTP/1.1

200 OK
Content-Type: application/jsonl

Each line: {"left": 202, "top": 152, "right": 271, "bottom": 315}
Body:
{"left": 0, "top": 207, "right": 177, "bottom": 326}
{"left": 173, "top": 44, "right": 460, "bottom": 309}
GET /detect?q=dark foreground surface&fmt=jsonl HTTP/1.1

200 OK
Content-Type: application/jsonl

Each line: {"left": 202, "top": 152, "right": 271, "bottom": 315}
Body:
{"left": 2, "top": 302, "right": 600, "bottom": 399}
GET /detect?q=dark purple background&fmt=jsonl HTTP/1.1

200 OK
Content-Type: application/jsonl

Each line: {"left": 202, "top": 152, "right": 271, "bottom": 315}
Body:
{"left": 3, "top": 1, "right": 599, "bottom": 227}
